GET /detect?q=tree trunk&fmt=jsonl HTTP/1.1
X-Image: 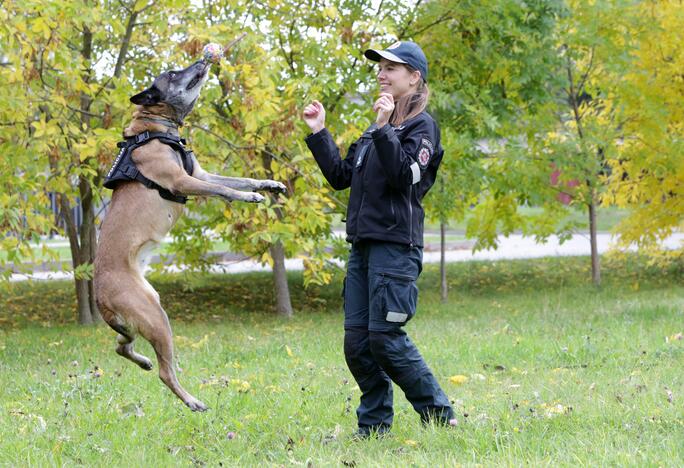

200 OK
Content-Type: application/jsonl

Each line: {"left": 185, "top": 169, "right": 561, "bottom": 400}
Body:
{"left": 60, "top": 195, "right": 92, "bottom": 325}
{"left": 67, "top": 24, "right": 102, "bottom": 325}
{"left": 75, "top": 278, "right": 93, "bottom": 325}
{"left": 260, "top": 149, "right": 294, "bottom": 317}
{"left": 588, "top": 198, "right": 601, "bottom": 286}
{"left": 79, "top": 179, "right": 102, "bottom": 323}
{"left": 270, "top": 241, "right": 293, "bottom": 318}
{"left": 440, "top": 220, "right": 448, "bottom": 302}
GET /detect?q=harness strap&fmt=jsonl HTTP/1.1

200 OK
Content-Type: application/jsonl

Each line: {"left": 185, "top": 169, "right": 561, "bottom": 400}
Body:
{"left": 109, "top": 131, "right": 194, "bottom": 204}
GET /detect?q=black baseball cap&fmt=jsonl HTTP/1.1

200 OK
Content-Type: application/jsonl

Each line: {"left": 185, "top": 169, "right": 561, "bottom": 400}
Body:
{"left": 364, "top": 41, "right": 428, "bottom": 82}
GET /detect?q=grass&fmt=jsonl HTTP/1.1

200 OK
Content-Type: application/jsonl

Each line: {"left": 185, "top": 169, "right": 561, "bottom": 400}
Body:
{"left": 0, "top": 255, "right": 683, "bottom": 466}
{"left": 424, "top": 206, "right": 631, "bottom": 233}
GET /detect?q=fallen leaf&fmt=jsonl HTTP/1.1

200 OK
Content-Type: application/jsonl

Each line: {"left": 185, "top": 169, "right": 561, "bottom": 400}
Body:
{"left": 449, "top": 375, "right": 469, "bottom": 385}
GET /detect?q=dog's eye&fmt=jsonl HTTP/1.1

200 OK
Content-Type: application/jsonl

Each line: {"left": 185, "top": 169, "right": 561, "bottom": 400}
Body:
{"left": 168, "top": 72, "right": 176, "bottom": 78}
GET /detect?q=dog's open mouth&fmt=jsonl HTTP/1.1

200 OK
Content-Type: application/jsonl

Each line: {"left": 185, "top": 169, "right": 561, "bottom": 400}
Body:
{"left": 186, "top": 63, "right": 209, "bottom": 90}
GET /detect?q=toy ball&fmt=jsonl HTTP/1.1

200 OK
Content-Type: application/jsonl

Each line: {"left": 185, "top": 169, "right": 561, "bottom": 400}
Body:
{"left": 202, "top": 43, "right": 223, "bottom": 63}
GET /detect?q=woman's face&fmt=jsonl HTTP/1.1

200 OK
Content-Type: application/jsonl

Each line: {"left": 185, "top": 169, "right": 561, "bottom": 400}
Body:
{"left": 377, "top": 58, "right": 421, "bottom": 99}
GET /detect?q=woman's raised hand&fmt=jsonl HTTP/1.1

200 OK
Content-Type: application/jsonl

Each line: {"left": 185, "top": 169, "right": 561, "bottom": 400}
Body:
{"left": 373, "top": 93, "right": 394, "bottom": 127}
{"left": 303, "top": 100, "right": 326, "bottom": 134}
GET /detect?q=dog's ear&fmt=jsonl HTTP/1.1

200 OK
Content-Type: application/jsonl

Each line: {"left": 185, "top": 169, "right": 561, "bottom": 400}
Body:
{"left": 130, "top": 85, "right": 162, "bottom": 106}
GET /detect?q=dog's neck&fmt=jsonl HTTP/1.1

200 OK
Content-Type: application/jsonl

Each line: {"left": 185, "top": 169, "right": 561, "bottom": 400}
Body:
{"left": 124, "top": 106, "right": 183, "bottom": 138}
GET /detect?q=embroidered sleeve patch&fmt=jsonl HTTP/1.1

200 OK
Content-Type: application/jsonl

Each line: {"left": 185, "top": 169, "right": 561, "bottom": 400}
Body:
{"left": 417, "top": 138, "right": 434, "bottom": 168}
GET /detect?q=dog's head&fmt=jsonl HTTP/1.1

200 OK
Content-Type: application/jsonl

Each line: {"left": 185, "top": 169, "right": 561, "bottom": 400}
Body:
{"left": 130, "top": 60, "right": 211, "bottom": 123}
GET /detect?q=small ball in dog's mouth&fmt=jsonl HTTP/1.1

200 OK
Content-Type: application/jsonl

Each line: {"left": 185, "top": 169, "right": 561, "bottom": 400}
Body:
{"left": 202, "top": 43, "right": 223, "bottom": 63}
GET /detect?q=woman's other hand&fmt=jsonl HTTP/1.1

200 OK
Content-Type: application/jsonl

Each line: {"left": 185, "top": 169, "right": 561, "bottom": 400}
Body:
{"left": 303, "top": 100, "right": 326, "bottom": 134}
{"left": 373, "top": 92, "right": 394, "bottom": 127}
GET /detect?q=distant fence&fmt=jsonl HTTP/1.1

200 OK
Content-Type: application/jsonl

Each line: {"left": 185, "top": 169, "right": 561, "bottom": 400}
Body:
{"left": 47, "top": 193, "right": 108, "bottom": 234}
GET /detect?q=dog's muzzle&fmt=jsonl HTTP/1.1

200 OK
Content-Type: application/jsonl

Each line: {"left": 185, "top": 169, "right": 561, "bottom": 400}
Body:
{"left": 186, "top": 61, "right": 210, "bottom": 90}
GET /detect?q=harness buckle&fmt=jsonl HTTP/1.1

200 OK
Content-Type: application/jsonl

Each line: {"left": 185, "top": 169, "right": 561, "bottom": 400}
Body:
{"left": 135, "top": 131, "right": 150, "bottom": 144}
{"left": 123, "top": 166, "right": 139, "bottom": 179}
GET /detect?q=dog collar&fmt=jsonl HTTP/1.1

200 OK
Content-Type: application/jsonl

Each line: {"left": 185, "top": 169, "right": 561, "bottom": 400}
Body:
{"left": 138, "top": 113, "right": 181, "bottom": 129}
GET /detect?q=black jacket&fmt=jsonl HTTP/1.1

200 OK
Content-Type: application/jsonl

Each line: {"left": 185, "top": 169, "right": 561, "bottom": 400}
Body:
{"left": 305, "top": 111, "right": 444, "bottom": 247}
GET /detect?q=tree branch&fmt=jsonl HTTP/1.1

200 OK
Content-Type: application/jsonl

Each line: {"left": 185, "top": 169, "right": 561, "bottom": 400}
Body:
{"left": 410, "top": 11, "right": 455, "bottom": 38}
{"left": 396, "top": 0, "right": 423, "bottom": 39}
{"left": 113, "top": 9, "right": 139, "bottom": 79}
{"left": 576, "top": 46, "right": 595, "bottom": 95}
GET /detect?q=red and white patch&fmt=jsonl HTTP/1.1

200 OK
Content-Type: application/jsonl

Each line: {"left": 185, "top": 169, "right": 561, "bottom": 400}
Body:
{"left": 418, "top": 147, "right": 431, "bottom": 166}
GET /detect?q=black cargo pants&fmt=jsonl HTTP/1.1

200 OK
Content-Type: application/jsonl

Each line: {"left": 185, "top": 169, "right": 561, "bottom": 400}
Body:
{"left": 343, "top": 240, "right": 453, "bottom": 431}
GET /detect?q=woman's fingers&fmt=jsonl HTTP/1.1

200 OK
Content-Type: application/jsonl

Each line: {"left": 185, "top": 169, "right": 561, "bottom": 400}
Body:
{"left": 303, "top": 101, "right": 323, "bottom": 117}
{"left": 302, "top": 100, "right": 325, "bottom": 133}
{"left": 312, "top": 100, "right": 325, "bottom": 114}
{"left": 373, "top": 94, "right": 394, "bottom": 114}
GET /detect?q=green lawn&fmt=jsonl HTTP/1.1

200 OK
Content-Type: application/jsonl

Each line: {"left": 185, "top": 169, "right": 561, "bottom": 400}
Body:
{"left": 425, "top": 206, "right": 632, "bottom": 233}
{"left": 0, "top": 255, "right": 683, "bottom": 465}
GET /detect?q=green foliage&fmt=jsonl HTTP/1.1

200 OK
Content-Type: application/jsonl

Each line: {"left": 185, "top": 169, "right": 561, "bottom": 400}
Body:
{"left": 415, "top": 0, "right": 570, "bottom": 246}
{"left": 0, "top": 0, "right": 680, "bottom": 293}
{"left": 170, "top": 0, "right": 416, "bottom": 287}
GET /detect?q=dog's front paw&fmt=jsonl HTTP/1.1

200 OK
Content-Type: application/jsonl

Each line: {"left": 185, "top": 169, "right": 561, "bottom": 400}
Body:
{"left": 261, "top": 180, "right": 287, "bottom": 193}
{"left": 243, "top": 192, "right": 265, "bottom": 203}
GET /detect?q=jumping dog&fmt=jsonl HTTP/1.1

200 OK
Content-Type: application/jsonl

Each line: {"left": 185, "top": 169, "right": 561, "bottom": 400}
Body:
{"left": 94, "top": 59, "right": 286, "bottom": 411}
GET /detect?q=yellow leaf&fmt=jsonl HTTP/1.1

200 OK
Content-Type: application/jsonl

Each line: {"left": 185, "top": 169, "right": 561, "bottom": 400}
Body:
{"left": 191, "top": 334, "right": 209, "bottom": 349}
{"left": 449, "top": 375, "right": 469, "bottom": 385}
{"left": 285, "top": 345, "right": 293, "bottom": 357}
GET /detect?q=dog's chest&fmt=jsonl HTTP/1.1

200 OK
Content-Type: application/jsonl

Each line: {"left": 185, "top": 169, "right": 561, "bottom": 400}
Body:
{"left": 137, "top": 240, "right": 158, "bottom": 271}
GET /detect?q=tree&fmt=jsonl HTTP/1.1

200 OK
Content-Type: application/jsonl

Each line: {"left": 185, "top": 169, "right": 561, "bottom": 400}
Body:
{"left": 1, "top": 0, "right": 440, "bottom": 320}
{"left": 166, "top": 0, "right": 438, "bottom": 316}
{"left": 0, "top": 0, "right": 200, "bottom": 323}
{"left": 529, "top": 0, "right": 639, "bottom": 285}
{"left": 602, "top": 0, "right": 684, "bottom": 259}
{"left": 409, "top": 0, "right": 566, "bottom": 298}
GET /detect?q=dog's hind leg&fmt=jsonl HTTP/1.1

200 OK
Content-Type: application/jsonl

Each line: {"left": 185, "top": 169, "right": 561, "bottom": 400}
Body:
{"left": 135, "top": 299, "right": 208, "bottom": 412}
{"left": 99, "top": 304, "right": 154, "bottom": 371}
{"left": 115, "top": 331, "right": 153, "bottom": 371}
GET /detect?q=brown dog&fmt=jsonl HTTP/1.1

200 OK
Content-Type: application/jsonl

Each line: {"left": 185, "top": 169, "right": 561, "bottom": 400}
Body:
{"left": 94, "top": 59, "right": 285, "bottom": 411}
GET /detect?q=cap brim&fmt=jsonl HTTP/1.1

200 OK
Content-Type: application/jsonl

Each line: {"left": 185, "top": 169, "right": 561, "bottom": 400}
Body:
{"left": 364, "top": 49, "right": 408, "bottom": 64}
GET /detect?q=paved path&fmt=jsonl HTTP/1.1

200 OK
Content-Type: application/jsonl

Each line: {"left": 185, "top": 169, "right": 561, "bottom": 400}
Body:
{"left": 8, "top": 232, "right": 682, "bottom": 282}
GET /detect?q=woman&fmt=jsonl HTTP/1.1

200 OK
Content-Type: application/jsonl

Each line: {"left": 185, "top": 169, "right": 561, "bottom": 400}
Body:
{"left": 303, "top": 41, "right": 456, "bottom": 437}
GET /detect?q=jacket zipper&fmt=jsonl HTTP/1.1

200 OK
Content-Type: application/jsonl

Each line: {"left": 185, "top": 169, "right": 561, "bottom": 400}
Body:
{"left": 408, "top": 185, "right": 413, "bottom": 247}
{"left": 356, "top": 192, "right": 366, "bottom": 241}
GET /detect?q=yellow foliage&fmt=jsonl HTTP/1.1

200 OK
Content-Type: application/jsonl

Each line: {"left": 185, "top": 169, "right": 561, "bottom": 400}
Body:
{"left": 604, "top": 0, "right": 684, "bottom": 253}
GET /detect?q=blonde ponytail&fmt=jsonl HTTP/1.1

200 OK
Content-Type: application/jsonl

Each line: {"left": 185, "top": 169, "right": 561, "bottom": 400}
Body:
{"left": 390, "top": 65, "right": 429, "bottom": 126}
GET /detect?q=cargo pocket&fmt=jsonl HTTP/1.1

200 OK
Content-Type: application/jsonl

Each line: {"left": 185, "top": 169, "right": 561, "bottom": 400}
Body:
{"left": 380, "top": 272, "right": 418, "bottom": 325}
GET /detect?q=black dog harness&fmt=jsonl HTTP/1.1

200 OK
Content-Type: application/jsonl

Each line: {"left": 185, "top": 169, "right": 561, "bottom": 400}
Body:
{"left": 103, "top": 131, "right": 194, "bottom": 204}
